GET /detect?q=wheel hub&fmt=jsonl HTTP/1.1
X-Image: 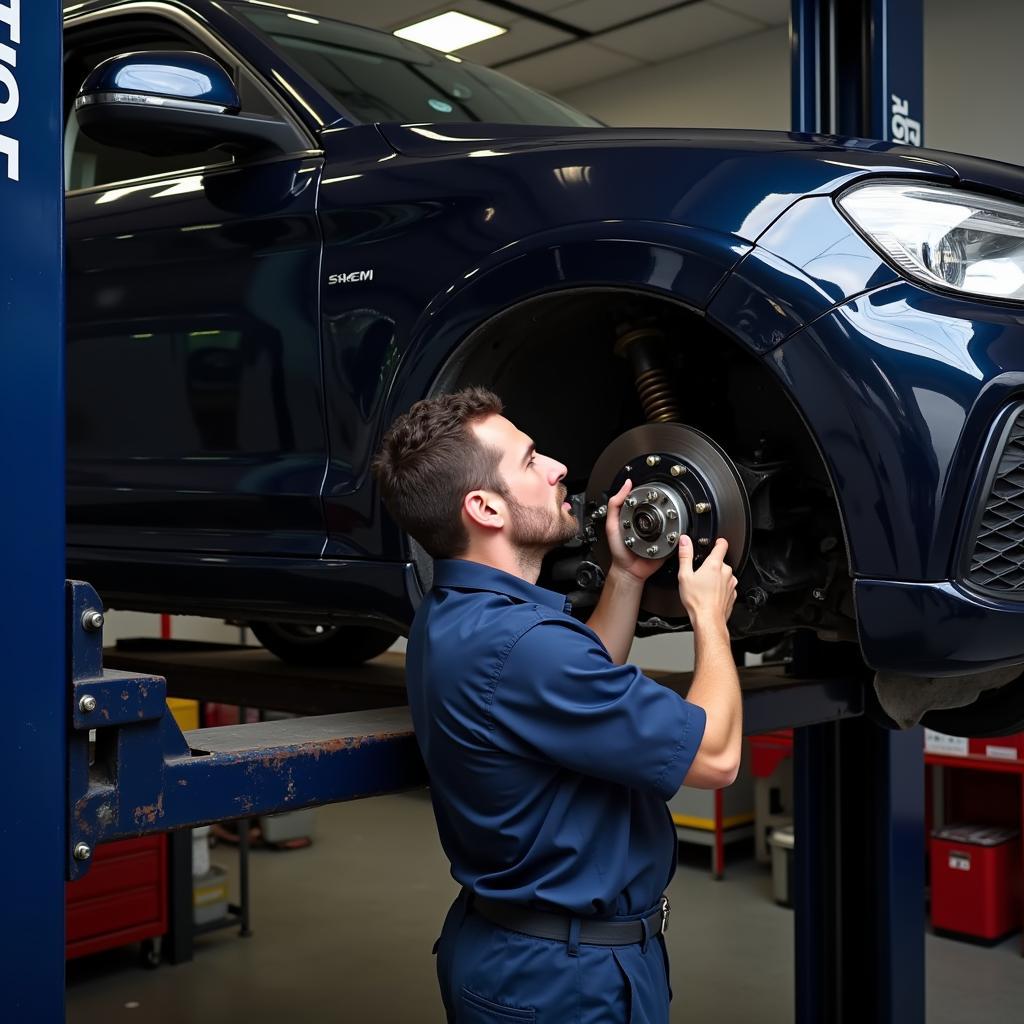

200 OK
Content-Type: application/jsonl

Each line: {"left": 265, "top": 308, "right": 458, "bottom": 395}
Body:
{"left": 585, "top": 423, "right": 751, "bottom": 618}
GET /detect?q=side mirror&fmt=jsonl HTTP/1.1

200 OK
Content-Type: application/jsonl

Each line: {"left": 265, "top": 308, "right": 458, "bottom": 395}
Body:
{"left": 74, "top": 51, "right": 296, "bottom": 158}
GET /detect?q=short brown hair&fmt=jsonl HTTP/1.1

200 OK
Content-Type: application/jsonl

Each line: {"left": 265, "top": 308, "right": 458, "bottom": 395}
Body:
{"left": 372, "top": 387, "right": 506, "bottom": 558}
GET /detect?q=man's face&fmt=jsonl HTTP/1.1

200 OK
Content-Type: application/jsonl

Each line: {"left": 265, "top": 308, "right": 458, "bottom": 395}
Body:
{"left": 472, "top": 414, "right": 577, "bottom": 550}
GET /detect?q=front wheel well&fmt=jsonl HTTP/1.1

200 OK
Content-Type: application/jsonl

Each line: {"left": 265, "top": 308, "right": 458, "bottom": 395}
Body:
{"left": 430, "top": 287, "right": 855, "bottom": 640}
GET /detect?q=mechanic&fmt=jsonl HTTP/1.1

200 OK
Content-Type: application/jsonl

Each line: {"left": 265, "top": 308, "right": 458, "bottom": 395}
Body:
{"left": 372, "top": 387, "right": 742, "bottom": 1023}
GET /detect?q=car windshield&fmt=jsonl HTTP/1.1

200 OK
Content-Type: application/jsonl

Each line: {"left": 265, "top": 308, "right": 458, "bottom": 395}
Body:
{"left": 231, "top": 6, "right": 601, "bottom": 129}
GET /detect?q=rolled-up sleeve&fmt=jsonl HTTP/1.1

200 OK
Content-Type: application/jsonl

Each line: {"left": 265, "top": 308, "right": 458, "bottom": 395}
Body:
{"left": 490, "top": 618, "right": 706, "bottom": 800}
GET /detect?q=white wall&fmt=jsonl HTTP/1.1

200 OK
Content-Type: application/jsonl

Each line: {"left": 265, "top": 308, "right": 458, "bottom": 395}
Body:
{"left": 558, "top": 0, "right": 1024, "bottom": 169}
{"left": 559, "top": 25, "right": 789, "bottom": 130}
{"left": 923, "top": 0, "right": 1024, "bottom": 165}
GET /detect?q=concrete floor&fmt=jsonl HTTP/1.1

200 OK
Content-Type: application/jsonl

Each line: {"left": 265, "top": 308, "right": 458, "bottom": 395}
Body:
{"left": 66, "top": 789, "right": 1024, "bottom": 1023}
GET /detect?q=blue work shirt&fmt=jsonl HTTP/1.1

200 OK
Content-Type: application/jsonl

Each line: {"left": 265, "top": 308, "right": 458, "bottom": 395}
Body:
{"left": 406, "top": 558, "right": 707, "bottom": 918}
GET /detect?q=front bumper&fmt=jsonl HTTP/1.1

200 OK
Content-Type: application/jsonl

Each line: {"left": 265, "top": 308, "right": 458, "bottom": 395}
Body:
{"left": 855, "top": 579, "right": 1024, "bottom": 676}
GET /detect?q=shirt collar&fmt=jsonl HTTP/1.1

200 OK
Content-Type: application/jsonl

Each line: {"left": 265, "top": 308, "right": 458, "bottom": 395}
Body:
{"left": 433, "top": 558, "right": 569, "bottom": 612}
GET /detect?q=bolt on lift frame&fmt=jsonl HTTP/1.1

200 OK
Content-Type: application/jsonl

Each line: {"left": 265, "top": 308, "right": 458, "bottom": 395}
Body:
{"left": 4, "top": 1, "right": 926, "bottom": 1020}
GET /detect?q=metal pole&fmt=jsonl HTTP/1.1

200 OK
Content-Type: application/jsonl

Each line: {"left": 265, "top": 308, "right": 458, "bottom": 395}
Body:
{"left": 0, "top": 1, "right": 67, "bottom": 1019}
{"left": 790, "top": 3, "right": 926, "bottom": 1017}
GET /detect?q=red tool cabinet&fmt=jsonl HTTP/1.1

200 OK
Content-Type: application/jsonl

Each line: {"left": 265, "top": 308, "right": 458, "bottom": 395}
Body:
{"left": 65, "top": 834, "right": 167, "bottom": 960}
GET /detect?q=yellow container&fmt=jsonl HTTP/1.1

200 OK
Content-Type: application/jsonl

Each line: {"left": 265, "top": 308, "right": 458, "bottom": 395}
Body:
{"left": 167, "top": 697, "right": 199, "bottom": 732}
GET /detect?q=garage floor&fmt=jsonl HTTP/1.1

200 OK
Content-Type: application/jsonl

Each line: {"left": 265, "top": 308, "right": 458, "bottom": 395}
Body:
{"left": 66, "top": 789, "right": 1024, "bottom": 1023}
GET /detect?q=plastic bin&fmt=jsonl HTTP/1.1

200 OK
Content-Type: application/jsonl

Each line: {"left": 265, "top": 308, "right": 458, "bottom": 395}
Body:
{"left": 193, "top": 864, "right": 229, "bottom": 927}
{"left": 769, "top": 824, "right": 795, "bottom": 908}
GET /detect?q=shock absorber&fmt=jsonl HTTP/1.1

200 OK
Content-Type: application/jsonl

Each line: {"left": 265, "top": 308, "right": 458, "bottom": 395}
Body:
{"left": 614, "top": 326, "right": 679, "bottom": 423}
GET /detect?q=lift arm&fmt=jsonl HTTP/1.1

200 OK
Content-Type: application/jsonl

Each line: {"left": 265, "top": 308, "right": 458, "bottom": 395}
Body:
{"left": 66, "top": 580, "right": 425, "bottom": 880}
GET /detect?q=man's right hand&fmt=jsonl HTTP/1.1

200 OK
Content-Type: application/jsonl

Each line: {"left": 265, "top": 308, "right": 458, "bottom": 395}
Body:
{"left": 677, "top": 536, "right": 737, "bottom": 626}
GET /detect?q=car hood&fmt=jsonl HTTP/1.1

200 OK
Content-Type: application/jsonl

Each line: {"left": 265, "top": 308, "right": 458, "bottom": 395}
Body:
{"left": 376, "top": 122, "right": 1024, "bottom": 202}
{"left": 378, "top": 122, "right": 956, "bottom": 174}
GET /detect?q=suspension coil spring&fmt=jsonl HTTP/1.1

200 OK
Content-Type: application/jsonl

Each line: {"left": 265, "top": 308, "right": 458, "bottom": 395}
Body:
{"left": 615, "top": 327, "right": 680, "bottom": 423}
{"left": 633, "top": 367, "right": 679, "bottom": 422}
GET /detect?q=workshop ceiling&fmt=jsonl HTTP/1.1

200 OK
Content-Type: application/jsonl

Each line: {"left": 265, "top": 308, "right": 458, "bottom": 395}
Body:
{"left": 293, "top": 0, "right": 787, "bottom": 92}
{"left": 71, "top": 0, "right": 787, "bottom": 94}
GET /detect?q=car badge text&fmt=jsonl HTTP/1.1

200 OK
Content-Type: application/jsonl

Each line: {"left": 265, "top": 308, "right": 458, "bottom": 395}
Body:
{"left": 329, "top": 270, "right": 374, "bottom": 285}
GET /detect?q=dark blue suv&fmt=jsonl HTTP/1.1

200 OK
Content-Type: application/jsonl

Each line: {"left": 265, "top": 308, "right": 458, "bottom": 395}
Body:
{"left": 65, "top": 0, "right": 1024, "bottom": 733}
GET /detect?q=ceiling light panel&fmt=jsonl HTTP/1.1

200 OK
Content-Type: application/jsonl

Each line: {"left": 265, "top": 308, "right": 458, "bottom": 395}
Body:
{"left": 394, "top": 11, "right": 507, "bottom": 51}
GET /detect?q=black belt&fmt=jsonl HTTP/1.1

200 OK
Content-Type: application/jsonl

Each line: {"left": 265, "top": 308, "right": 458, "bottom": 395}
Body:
{"left": 471, "top": 894, "right": 670, "bottom": 947}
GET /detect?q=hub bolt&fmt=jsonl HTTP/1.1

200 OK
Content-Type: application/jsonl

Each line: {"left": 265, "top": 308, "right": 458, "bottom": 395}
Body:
{"left": 624, "top": 537, "right": 635, "bottom": 548}
{"left": 695, "top": 502, "right": 710, "bottom": 514}
{"left": 646, "top": 455, "right": 661, "bottom": 467}
{"left": 667, "top": 532, "right": 678, "bottom": 544}
{"left": 625, "top": 497, "right": 637, "bottom": 508}
{"left": 666, "top": 509, "right": 678, "bottom": 521}
{"left": 78, "top": 695, "right": 97, "bottom": 714}
{"left": 698, "top": 537, "right": 710, "bottom": 546}
{"left": 594, "top": 505, "right": 608, "bottom": 519}
{"left": 646, "top": 545, "right": 659, "bottom": 556}
{"left": 646, "top": 490, "right": 659, "bottom": 502}
{"left": 74, "top": 843, "right": 92, "bottom": 862}
{"left": 622, "top": 520, "right": 631, "bottom": 530}
{"left": 670, "top": 464, "right": 687, "bottom": 477}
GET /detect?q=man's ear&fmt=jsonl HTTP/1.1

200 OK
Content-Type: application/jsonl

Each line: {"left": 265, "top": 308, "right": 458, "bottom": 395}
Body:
{"left": 464, "top": 490, "right": 505, "bottom": 531}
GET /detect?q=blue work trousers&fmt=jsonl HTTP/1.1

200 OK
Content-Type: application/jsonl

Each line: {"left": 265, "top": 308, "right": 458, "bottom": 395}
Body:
{"left": 435, "top": 891, "right": 671, "bottom": 1023}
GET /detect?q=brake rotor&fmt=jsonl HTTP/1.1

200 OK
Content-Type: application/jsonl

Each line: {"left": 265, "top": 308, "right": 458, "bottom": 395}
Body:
{"left": 585, "top": 423, "right": 751, "bottom": 619}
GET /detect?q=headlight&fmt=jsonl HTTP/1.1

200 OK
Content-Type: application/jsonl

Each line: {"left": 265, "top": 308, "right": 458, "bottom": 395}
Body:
{"left": 838, "top": 182, "right": 1024, "bottom": 301}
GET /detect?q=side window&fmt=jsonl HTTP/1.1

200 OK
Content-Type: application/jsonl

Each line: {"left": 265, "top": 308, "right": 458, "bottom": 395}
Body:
{"left": 64, "top": 19, "right": 283, "bottom": 192}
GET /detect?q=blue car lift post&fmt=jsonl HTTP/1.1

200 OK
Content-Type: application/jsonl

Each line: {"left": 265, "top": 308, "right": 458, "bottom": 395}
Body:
{"left": 791, "top": 2, "right": 926, "bottom": 1022}
{"left": 4, "top": 2, "right": 926, "bottom": 1020}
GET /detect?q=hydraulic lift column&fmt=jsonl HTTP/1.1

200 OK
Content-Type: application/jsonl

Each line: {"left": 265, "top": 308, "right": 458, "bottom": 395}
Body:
{"left": 0, "top": 1, "right": 66, "bottom": 1019}
{"left": 790, "top": 2, "right": 926, "bottom": 1022}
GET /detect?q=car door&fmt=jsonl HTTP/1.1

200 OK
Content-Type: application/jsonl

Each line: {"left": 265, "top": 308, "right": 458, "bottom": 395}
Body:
{"left": 64, "top": 8, "right": 327, "bottom": 558}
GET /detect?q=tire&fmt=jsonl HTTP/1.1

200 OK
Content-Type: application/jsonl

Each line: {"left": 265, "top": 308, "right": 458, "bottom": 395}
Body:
{"left": 248, "top": 621, "right": 399, "bottom": 667}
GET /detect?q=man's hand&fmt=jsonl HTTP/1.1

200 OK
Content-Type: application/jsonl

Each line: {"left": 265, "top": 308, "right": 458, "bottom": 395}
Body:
{"left": 677, "top": 536, "right": 737, "bottom": 627}
{"left": 606, "top": 479, "right": 670, "bottom": 583}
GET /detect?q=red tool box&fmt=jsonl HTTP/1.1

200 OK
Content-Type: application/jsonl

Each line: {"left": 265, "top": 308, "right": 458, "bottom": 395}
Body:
{"left": 930, "top": 825, "right": 1021, "bottom": 943}
{"left": 65, "top": 834, "right": 167, "bottom": 960}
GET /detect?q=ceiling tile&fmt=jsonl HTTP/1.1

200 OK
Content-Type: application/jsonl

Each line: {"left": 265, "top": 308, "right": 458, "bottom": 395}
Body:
{"left": 500, "top": 41, "right": 641, "bottom": 93}
{"left": 550, "top": 0, "right": 684, "bottom": 34}
{"left": 710, "top": 0, "right": 789, "bottom": 27}
{"left": 598, "top": 3, "right": 761, "bottom": 63}
{"left": 501, "top": 0, "right": 574, "bottom": 9}
{"left": 458, "top": 18, "right": 575, "bottom": 64}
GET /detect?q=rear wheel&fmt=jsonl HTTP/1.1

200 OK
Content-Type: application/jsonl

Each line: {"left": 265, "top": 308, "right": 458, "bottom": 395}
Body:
{"left": 248, "top": 621, "right": 398, "bottom": 667}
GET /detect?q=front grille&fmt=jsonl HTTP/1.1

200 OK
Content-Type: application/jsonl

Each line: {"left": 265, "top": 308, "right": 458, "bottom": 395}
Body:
{"left": 966, "top": 407, "right": 1024, "bottom": 595}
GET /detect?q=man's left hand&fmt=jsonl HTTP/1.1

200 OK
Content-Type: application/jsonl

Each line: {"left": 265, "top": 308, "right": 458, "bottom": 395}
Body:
{"left": 605, "top": 479, "right": 671, "bottom": 583}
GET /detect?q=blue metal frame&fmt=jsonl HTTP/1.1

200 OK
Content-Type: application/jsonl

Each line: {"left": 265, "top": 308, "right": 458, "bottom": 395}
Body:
{"left": 0, "top": 1, "right": 67, "bottom": 1018}
{"left": 66, "top": 581, "right": 426, "bottom": 879}
{"left": 791, "top": 2, "right": 926, "bottom": 1021}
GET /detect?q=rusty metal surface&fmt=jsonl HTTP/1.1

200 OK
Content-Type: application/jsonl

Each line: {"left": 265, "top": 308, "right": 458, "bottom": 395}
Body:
{"left": 185, "top": 707, "right": 414, "bottom": 753}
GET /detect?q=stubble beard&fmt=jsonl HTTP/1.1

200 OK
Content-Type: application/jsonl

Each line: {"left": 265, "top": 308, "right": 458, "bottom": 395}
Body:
{"left": 504, "top": 489, "right": 578, "bottom": 574}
